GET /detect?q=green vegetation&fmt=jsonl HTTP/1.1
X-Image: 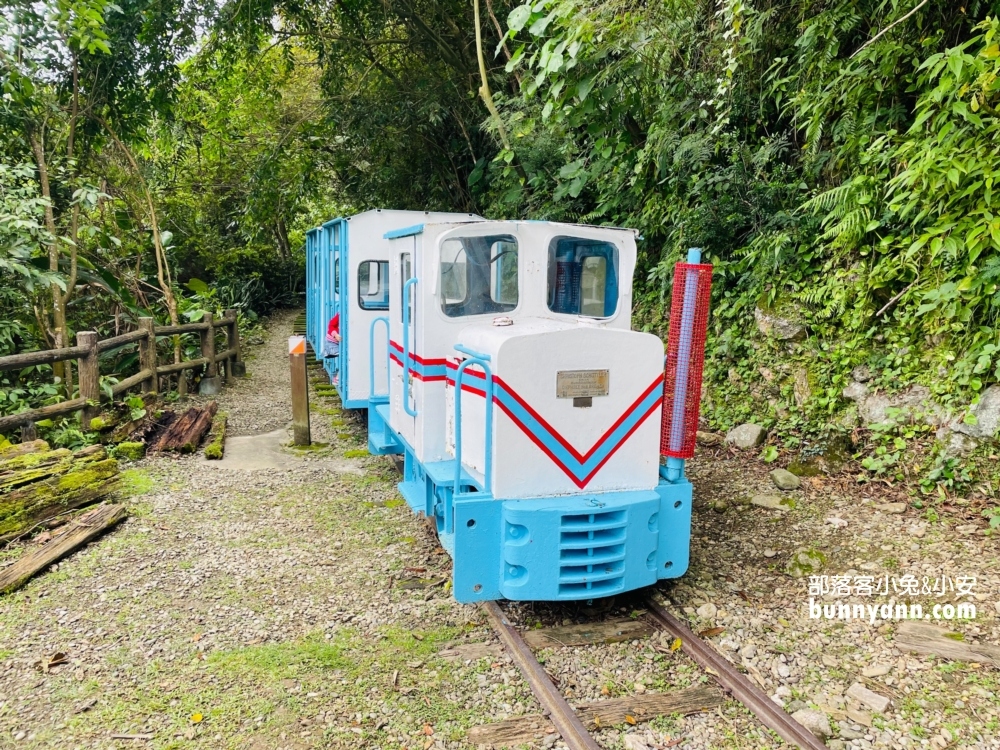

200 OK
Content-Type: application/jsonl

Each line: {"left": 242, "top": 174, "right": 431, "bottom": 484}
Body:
{"left": 111, "top": 441, "right": 146, "bottom": 461}
{"left": 3, "top": 0, "right": 1000, "bottom": 494}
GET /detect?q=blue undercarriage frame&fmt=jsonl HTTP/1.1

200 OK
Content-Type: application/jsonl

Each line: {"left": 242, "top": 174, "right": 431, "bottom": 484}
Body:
{"left": 366, "top": 402, "right": 690, "bottom": 603}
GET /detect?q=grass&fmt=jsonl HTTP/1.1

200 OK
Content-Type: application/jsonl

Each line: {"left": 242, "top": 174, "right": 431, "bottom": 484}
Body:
{"left": 119, "top": 467, "right": 156, "bottom": 496}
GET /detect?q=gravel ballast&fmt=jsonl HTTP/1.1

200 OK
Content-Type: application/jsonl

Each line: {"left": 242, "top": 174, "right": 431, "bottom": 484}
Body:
{"left": 1, "top": 311, "right": 998, "bottom": 749}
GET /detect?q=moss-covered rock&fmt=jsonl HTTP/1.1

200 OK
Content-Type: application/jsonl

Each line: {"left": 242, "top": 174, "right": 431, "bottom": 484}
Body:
{"left": 785, "top": 548, "right": 826, "bottom": 578}
{"left": 112, "top": 442, "right": 146, "bottom": 461}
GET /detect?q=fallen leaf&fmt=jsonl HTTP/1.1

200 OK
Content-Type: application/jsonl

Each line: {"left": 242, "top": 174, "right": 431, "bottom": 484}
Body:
{"left": 594, "top": 716, "right": 602, "bottom": 728}
{"left": 190, "top": 713, "right": 203, "bottom": 724}
{"left": 625, "top": 714, "right": 636, "bottom": 725}
{"left": 192, "top": 633, "right": 203, "bottom": 642}
{"left": 699, "top": 627, "right": 726, "bottom": 638}
{"left": 670, "top": 638, "right": 682, "bottom": 652}
{"left": 422, "top": 724, "right": 433, "bottom": 735}
{"left": 422, "top": 741, "right": 433, "bottom": 750}
{"left": 600, "top": 686, "right": 610, "bottom": 696}
{"left": 403, "top": 567, "right": 426, "bottom": 573}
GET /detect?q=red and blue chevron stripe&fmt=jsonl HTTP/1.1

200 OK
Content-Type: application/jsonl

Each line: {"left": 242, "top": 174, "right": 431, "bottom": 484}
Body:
{"left": 445, "top": 362, "right": 664, "bottom": 489}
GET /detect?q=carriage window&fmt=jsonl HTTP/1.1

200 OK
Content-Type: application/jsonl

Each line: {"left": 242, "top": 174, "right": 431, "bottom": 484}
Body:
{"left": 358, "top": 260, "right": 389, "bottom": 310}
{"left": 400, "top": 252, "right": 412, "bottom": 321}
{"left": 439, "top": 235, "right": 518, "bottom": 318}
{"left": 547, "top": 238, "right": 619, "bottom": 317}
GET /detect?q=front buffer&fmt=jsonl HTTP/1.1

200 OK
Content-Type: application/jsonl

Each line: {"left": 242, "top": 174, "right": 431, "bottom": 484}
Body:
{"left": 451, "top": 480, "right": 690, "bottom": 604}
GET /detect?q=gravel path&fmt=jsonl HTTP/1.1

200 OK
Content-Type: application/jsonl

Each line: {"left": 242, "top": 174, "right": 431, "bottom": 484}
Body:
{"left": 2, "top": 311, "right": 999, "bottom": 750}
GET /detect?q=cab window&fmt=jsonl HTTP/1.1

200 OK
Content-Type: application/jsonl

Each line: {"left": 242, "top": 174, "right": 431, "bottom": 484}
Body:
{"left": 358, "top": 260, "right": 389, "bottom": 310}
{"left": 547, "top": 238, "right": 619, "bottom": 317}
{"left": 440, "top": 235, "right": 518, "bottom": 317}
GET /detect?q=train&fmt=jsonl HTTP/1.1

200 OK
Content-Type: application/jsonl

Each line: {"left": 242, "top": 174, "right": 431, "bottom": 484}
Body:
{"left": 304, "top": 209, "right": 712, "bottom": 603}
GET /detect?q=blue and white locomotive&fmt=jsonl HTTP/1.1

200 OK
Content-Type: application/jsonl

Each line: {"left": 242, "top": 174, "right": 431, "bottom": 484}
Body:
{"left": 305, "top": 211, "right": 712, "bottom": 603}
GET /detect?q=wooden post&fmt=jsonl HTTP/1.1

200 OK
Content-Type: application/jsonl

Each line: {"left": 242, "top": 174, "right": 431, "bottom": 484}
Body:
{"left": 138, "top": 317, "right": 158, "bottom": 394}
{"left": 227, "top": 309, "right": 245, "bottom": 377}
{"left": 289, "top": 335, "right": 310, "bottom": 445}
{"left": 198, "top": 313, "right": 220, "bottom": 395}
{"left": 77, "top": 331, "right": 100, "bottom": 428}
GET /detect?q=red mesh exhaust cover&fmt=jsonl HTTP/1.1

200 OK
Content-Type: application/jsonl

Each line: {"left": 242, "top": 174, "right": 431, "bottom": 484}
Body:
{"left": 660, "top": 262, "right": 713, "bottom": 458}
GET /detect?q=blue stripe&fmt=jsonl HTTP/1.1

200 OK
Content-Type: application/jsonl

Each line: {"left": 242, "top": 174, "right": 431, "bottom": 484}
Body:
{"left": 384, "top": 223, "right": 424, "bottom": 239}
{"left": 492, "top": 382, "right": 662, "bottom": 482}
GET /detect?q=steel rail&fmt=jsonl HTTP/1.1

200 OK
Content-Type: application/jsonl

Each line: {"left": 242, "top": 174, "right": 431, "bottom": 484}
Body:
{"left": 644, "top": 594, "right": 827, "bottom": 750}
{"left": 482, "top": 601, "right": 603, "bottom": 750}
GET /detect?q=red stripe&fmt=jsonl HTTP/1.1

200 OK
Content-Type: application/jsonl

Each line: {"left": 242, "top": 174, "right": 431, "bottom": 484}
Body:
{"left": 389, "top": 353, "right": 446, "bottom": 382}
{"left": 388, "top": 340, "right": 448, "bottom": 367}
{"left": 576, "top": 397, "right": 663, "bottom": 486}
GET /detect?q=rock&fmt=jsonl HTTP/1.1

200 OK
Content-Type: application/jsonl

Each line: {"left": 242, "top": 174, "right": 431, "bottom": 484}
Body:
{"left": 861, "top": 664, "right": 891, "bottom": 678}
{"left": 940, "top": 429, "right": 980, "bottom": 456}
{"left": 858, "top": 385, "right": 948, "bottom": 427}
{"left": 792, "top": 367, "right": 811, "bottom": 407}
{"left": 953, "top": 384, "right": 1000, "bottom": 439}
{"left": 623, "top": 735, "right": 649, "bottom": 750}
{"left": 754, "top": 306, "right": 806, "bottom": 341}
{"left": 846, "top": 682, "right": 890, "bottom": 713}
{"left": 542, "top": 734, "right": 560, "bottom": 749}
{"left": 875, "top": 502, "right": 906, "bottom": 514}
{"left": 696, "top": 430, "right": 725, "bottom": 446}
{"left": 751, "top": 495, "right": 794, "bottom": 511}
{"left": 827, "top": 741, "right": 846, "bottom": 750}
{"left": 847, "top": 707, "right": 873, "bottom": 727}
{"left": 852, "top": 365, "right": 873, "bottom": 382}
{"left": 726, "top": 423, "right": 766, "bottom": 449}
{"left": 907, "top": 523, "right": 926, "bottom": 538}
{"left": 696, "top": 602, "right": 718, "bottom": 620}
{"left": 791, "top": 708, "right": 832, "bottom": 739}
{"left": 763, "top": 549, "right": 776, "bottom": 558}
{"left": 825, "top": 516, "right": 848, "bottom": 528}
{"left": 821, "top": 655, "right": 837, "bottom": 667}
{"left": 740, "top": 644, "right": 757, "bottom": 659}
{"left": 785, "top": 548, "right": 825, "bottom": 578}
{"left": 770, "top": 468, "right": 801, "bottom": 490}
{"left": 785, "top": 699, "right": 808, "bottom": 714}
{"left": 776, "top": 663, "right": 791, "bottom": 678}
{"left": 842, "top": 381, "right": 869, "bottom": 402}
{"left": 839, "top": 726, "right": 866, "bottom": 740}
{"left": 633, "top": 682, "right": 646, "bottom": 694}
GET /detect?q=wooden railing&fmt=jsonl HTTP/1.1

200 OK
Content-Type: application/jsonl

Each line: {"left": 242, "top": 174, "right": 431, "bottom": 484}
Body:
{"left": 0, "top": 309, "right": 244, "bottom": 434}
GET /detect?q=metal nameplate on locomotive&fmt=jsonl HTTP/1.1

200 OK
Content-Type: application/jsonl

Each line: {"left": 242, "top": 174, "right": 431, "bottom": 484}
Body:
{"left": 556, "top": 370, "right": 609, "bottom": 398}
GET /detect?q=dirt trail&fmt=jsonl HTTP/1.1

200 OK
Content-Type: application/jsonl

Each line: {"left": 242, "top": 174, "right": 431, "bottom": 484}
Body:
{"left": 1, "top": 312, "right": 999, "bottom": 749}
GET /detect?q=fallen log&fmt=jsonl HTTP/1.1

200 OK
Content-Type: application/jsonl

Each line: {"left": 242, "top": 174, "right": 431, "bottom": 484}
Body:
{"left": 204, "top": 412, "right": 227, "bottom": 460}
{"left": 151, "top": 401, "right": 218, "bottom": 453}
{"left": 0, "top": 504, "right": 127, "bottom": 594}
{"left": 0, "top": 444, "right": 119, "bottom": 543}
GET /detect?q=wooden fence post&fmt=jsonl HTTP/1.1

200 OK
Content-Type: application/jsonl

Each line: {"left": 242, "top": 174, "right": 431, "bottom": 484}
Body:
{"left": 77, "top": 331, "right": 100, "bottom": 428}
{"left": 138, "top": 317, "right": 158, "bottom": 394}
{"left": 289, "top": 335, "right": 310, "bottom": 445}
{"left": 198, "top": 313, "right": 220, "bottom": 395}
{"left": 226, "top": 309, "right": 246, "bottom": 377}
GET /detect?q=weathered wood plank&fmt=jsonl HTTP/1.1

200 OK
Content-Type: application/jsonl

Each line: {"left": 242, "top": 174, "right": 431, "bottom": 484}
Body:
{"left": 96, "top": 329, "right": 148, "bottom": 353}
{"left": 204, "top": 413, "right": 227, "bottom": 460}
{"left": 109, "top": 369, "right": 154, "bottom": 397}
{"left": 154, "top": 322, "right": 210, "bottom": 335}
{"left": 155, "top": 357, "right": 209, "bottom": 377}
{"left": 0, "top": 504, "right": 127, "bottom": 594}
{"left": 437, "top": 642, "right": 501, "bottom": 661}
{"left": 0, "top": 345, "right": 89, "bottom": 372}
{"left": 467, "top": 686, "right": 724, "bottom": 747}
{"left": 523, "top": 617, "right": 655, "bottom": 649}
{"left": 0, "top": 446, "right": 119, "bottom": 542}
{"left": 0, "top": 399, "right": 87, "bottom": 433}
{"left": 895, "top": 621, "right": 1000, "bottom": 667}
{"left": 151, "top": 402, "right": 217, "bottom": 453}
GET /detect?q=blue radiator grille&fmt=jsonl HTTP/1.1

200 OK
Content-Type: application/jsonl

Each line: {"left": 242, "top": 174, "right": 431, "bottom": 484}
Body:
{"left": 558, "top": 509, "right": 627, "bottom": 596}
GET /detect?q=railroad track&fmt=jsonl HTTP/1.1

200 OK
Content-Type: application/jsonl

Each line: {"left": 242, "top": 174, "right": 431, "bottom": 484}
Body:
{"left": 482, "top": 593, "right": 827, "bottom": 750}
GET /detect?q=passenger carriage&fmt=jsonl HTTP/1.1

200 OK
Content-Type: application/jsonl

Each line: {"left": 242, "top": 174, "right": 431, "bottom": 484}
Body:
{"left": 305, "top": 213, "right": 712, "bottom": 604}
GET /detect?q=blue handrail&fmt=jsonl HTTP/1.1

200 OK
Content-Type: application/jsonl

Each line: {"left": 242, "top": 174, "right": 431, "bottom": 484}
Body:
{"left": 453, "top": 350, "right": 493, "bottom": 503}
{"left": 402, "top": 277, "right": 418, "bottom": 417}
{"left": 369, "top": 316, "right": 390, "bottom": 399}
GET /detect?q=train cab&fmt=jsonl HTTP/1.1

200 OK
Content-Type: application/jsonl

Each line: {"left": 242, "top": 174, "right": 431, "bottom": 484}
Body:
{"left": 365, "top": 220, "right": 706, "bottom": 603}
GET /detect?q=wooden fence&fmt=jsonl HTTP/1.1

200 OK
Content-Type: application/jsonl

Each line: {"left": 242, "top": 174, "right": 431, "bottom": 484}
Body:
{"left": 0, "top": 310, "right": 244, "bottom": 435}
